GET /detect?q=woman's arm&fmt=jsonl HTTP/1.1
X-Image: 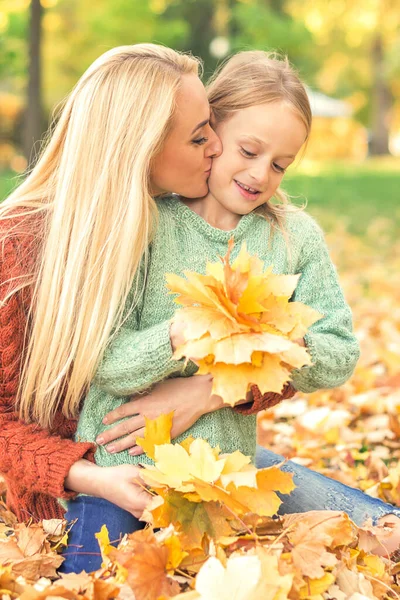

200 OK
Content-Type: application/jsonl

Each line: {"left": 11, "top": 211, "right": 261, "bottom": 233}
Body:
{"left": 65, "top": 459, "right": 151, "bottom": 518}
{"left": 95, "top": 373, "right": 224, "bottom": 454}
{"left": 0, "top": 234, "right": 96, "bottom": 501}
{"left": 290, "top": 218, "right": 360, "bottom": 392}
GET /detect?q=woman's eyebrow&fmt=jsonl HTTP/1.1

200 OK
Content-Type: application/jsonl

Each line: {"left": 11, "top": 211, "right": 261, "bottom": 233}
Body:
{"left": 191, "top": 118, "right": 209, "bottom": 135}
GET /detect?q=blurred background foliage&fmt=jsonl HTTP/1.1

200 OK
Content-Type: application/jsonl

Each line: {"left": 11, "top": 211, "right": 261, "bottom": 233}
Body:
{"left": 0, "top": 0, "right": 399, "bottom": 233}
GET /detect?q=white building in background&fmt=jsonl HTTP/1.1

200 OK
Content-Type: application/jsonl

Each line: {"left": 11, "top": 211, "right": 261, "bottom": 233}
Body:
{"left": 306, "top": 87, "right": 353, "bottom": 118}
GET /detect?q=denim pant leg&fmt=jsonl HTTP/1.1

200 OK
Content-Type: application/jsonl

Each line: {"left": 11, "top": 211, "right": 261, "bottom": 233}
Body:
{"left": 59, "top": 496, "right": 145, "bottom": 574}
{"left": 256, "top": 445, "right": 400, "bottom": 526}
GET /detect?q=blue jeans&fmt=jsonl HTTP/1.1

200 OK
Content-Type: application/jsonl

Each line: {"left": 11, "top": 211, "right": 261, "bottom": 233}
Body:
{"left": 59, "top": 496, "right": 145, "bottom": 573}
{"left": 256, "top": 446, "right": 400, "bottom": 526}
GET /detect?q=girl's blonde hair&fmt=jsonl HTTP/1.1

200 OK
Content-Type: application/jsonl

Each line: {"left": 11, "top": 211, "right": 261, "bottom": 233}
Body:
{"left": 0, "top": 44, "right": 200, "bottom": 429}
{"left": 207, "top": 51, "right": 311, "bottom": 231}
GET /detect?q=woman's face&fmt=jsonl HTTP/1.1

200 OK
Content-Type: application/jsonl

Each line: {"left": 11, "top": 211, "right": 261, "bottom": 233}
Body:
{"left": 151, "top": 74, "right": 222, "bottom": 198}
{"left": 207, "top": 102, "right": 307, "bottom": 215}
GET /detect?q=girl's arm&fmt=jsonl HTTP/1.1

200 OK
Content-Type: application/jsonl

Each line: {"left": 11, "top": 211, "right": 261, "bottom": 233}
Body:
{"left": 94, "top": 318, "right": 187, "bottom": 396}
{"left": 290, "top": 217, "right": 360, "bottom": 393}
{"left": 93, "top": 254, "right": 189, "bottom": 397}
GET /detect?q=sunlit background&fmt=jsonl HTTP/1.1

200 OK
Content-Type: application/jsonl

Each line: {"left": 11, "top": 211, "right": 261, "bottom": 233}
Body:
{"left": 1, "top": 0, "right": 399, "bottom": 235}
{"left": 1, "top": 0, "right": 400, "bottom": 534}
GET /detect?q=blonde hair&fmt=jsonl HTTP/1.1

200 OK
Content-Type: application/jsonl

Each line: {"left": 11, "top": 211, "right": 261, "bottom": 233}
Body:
{"left": 0, "top": 44, "right": 200, "bottom": 429}
{"left": 207, "top": 51, "right": 311, "bottom": 231}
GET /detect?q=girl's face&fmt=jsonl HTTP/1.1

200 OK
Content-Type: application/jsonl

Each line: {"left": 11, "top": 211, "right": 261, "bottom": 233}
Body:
{"left": 207, "top": 102, "right": 307, "bottom": 215}
{"left": 151, "top": 73, "right": 222, "bottom": 198}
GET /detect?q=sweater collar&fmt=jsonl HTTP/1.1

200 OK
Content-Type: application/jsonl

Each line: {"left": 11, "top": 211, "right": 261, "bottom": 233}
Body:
{"left": 162, "top": 195, "right": 262, "bottom": 243}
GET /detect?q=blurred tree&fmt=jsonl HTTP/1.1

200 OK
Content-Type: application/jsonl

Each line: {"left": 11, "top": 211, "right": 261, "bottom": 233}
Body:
{"left": 1, "top": 0, "right": 399, "bottom": 156}
{"left": 24, "top": 0, "right": 44, "bottom": 164}
{"left": 286, "top": 0, "right": 400, "bottom": 155}
{"left": 161, "top": 0, "right": 218, "bottom": 76}
{"left": 41, "top": 0, "right": 189, "bottom": 105}
{"left": 0, "top": 1, "right": 28, "bottom": 91}
{"left": 230, "top": 0, "right": 317, "bottom": 79}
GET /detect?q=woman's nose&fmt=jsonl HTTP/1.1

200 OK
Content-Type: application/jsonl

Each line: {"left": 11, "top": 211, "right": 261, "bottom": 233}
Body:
{"left": 207, "top": 130, "right": 222, "bottom": 158}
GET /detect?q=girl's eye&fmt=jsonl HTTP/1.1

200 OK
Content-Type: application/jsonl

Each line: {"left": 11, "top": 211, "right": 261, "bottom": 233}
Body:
{"left": 240, "top": 147, "right": 257, "bottom": 158}
{"left": 192, "top": 137, "right": 208, "bottom": 146}
{"left": 273, "top": 163, "right": 286, "bottom": 174}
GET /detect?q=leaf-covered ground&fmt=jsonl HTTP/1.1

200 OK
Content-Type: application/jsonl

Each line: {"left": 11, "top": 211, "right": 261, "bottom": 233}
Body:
{"left": 0, "top": 225, "right": 399, "bottom": 599}
{"left": 258, "top": 222, "right": 400, "bottom": 504}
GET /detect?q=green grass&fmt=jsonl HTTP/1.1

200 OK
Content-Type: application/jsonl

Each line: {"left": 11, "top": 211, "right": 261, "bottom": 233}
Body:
{"left": 2, "top": 160, "right": 400, "bottom": 237}
{"left": 0, "top": 170, "right": 21, "bottom": 201}
{"left": 284, "top": 159, "right": 400, "bottom": 237}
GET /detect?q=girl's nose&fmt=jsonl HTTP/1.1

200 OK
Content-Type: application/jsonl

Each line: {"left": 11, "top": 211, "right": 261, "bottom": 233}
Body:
{"left": 250, "top": 163, "right": 269, "bottom": 186}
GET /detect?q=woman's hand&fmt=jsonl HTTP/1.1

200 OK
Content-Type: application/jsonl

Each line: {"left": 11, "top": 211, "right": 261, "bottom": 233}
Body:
{"left": 96, "top": 375, "right": 224, "bottom": 456}
{"left": 65, "top": 459, "right": 151, "bottom": 518}
{"left": 96, "top": 465, "right": 152, "bottom": 518}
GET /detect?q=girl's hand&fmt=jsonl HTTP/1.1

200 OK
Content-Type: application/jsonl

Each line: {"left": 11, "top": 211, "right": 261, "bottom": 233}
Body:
{"left": 65, "top": 459, "right": 151, "bottom": 518}
{"left": 169, "top": 319, "right": 186, "bottom": 352}
{"left": 96, "top": 375, "right": 224, "bottom": 456}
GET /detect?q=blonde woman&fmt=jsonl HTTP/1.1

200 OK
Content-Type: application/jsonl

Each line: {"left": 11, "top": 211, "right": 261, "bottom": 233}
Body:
{"left": 0, "top": 44, "right": 224, "bottom": 555}
{"left": 77, "top": 50, "right": 400, "bottom": 570}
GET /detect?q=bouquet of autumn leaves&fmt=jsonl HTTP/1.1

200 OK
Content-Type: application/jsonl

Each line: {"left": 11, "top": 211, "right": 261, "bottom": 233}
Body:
{"left": 166, "top": 238, "right": 322, "bottom": 406}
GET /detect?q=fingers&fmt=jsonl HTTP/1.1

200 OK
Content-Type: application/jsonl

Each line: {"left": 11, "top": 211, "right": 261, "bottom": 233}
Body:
{"left": 96, "top": 416, "right": 144, "bottom": 447}
{"left": 103, "top": 400, "right": 140, "bottom": 425}
{"left": 98, "top": 428, "right": 146, "bottom": 454}
{"left": 129, "top": 486, "right": 153, "bottom": 519}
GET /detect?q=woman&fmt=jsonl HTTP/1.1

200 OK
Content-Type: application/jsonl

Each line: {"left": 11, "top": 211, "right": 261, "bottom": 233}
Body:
{"left": 0, "top": 43, "right": 238, "bottom": 527}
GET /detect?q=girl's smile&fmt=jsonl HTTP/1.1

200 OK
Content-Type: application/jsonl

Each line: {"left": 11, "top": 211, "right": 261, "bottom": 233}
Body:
{"left": 234, "top": 179, "right": 262, "bottom": 200}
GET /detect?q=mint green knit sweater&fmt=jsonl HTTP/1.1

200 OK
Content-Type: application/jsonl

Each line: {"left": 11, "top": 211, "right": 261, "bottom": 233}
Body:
{"left": 76, "top": 197, "right": 359, "bottom": 465}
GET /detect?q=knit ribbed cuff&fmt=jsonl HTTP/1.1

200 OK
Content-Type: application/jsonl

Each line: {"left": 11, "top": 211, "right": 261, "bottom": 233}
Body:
{"left": 146, "top": 319, "right": 175, "bottom": 366}
{"left": 233, "top": 382, "right": 296, "bottom": 415}
{"left": 289, "top": 332, "right": 320, "bottom": 393}
{"left": 39, "top": 440, "right": 96, "bottom": 500}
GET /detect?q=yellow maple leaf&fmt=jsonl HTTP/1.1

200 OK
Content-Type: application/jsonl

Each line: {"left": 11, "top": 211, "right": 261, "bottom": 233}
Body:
{"left": 299, "top": 572, "right": 335, "bottom": 598}
{"left": 225, "top": 466, "right": 295, "bottom": 518}
{"left": 166, "top": 238, "right": 322, "bottom": 406}
{"left": 252, "top": 549, "right": 294, "bottom": 600}
{"left": 196, "top": 355, "right": 291, "bottom": 406}
{"left": 141, "top": 438, "right": 226, "bottom": 492}
{"left": 136, "top": 411, "right": 174, "bottom": 460}
{"left": 163, "top": 534, "right": 188, "bottom": 571}
{"left": 194, "top": 555, "right": 262, "bottom": 599}
{"left": 95, "top": 524, "right": 113, "bottom": 566}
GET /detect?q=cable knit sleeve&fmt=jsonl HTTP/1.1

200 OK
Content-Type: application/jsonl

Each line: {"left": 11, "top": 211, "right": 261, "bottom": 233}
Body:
{"left": 94, "top": 320, "right": 186, "bottom": 396}
{"left": 0, "top": 232, "right": 96, "bottom": 501}
{"left": 93, "top": 256, "right": 185, "bottom": 396}
{"left": 290, "top": 217, "right": 360, "bottom": 392}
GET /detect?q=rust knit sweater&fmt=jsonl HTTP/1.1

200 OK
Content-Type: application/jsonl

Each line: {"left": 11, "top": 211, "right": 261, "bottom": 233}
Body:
{"left": 0, "top": 214, "right": 292, "bottom": 522}
{"left": 0, "top": 217, "right": 96, "bottom": 522}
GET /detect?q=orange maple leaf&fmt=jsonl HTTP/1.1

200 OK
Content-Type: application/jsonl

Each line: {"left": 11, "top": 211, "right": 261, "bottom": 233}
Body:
{"left": 167, "top": 238, "right": 322, "bottom": 406}
{"left": 109, "top": 529, "right": 180, "bottom": 600}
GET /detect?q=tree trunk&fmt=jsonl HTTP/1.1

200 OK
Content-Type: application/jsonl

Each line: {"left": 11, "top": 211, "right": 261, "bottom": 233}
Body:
{"left": 23, "top": 0, "right": 43, "bottom": 166}
{"left": 369, "top": 35, "right": 391, "bottom": 156}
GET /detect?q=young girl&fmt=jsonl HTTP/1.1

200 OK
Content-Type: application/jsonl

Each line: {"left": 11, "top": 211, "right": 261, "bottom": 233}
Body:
{"left": 72, "top": 51, "right": 400, "bottom": 572}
